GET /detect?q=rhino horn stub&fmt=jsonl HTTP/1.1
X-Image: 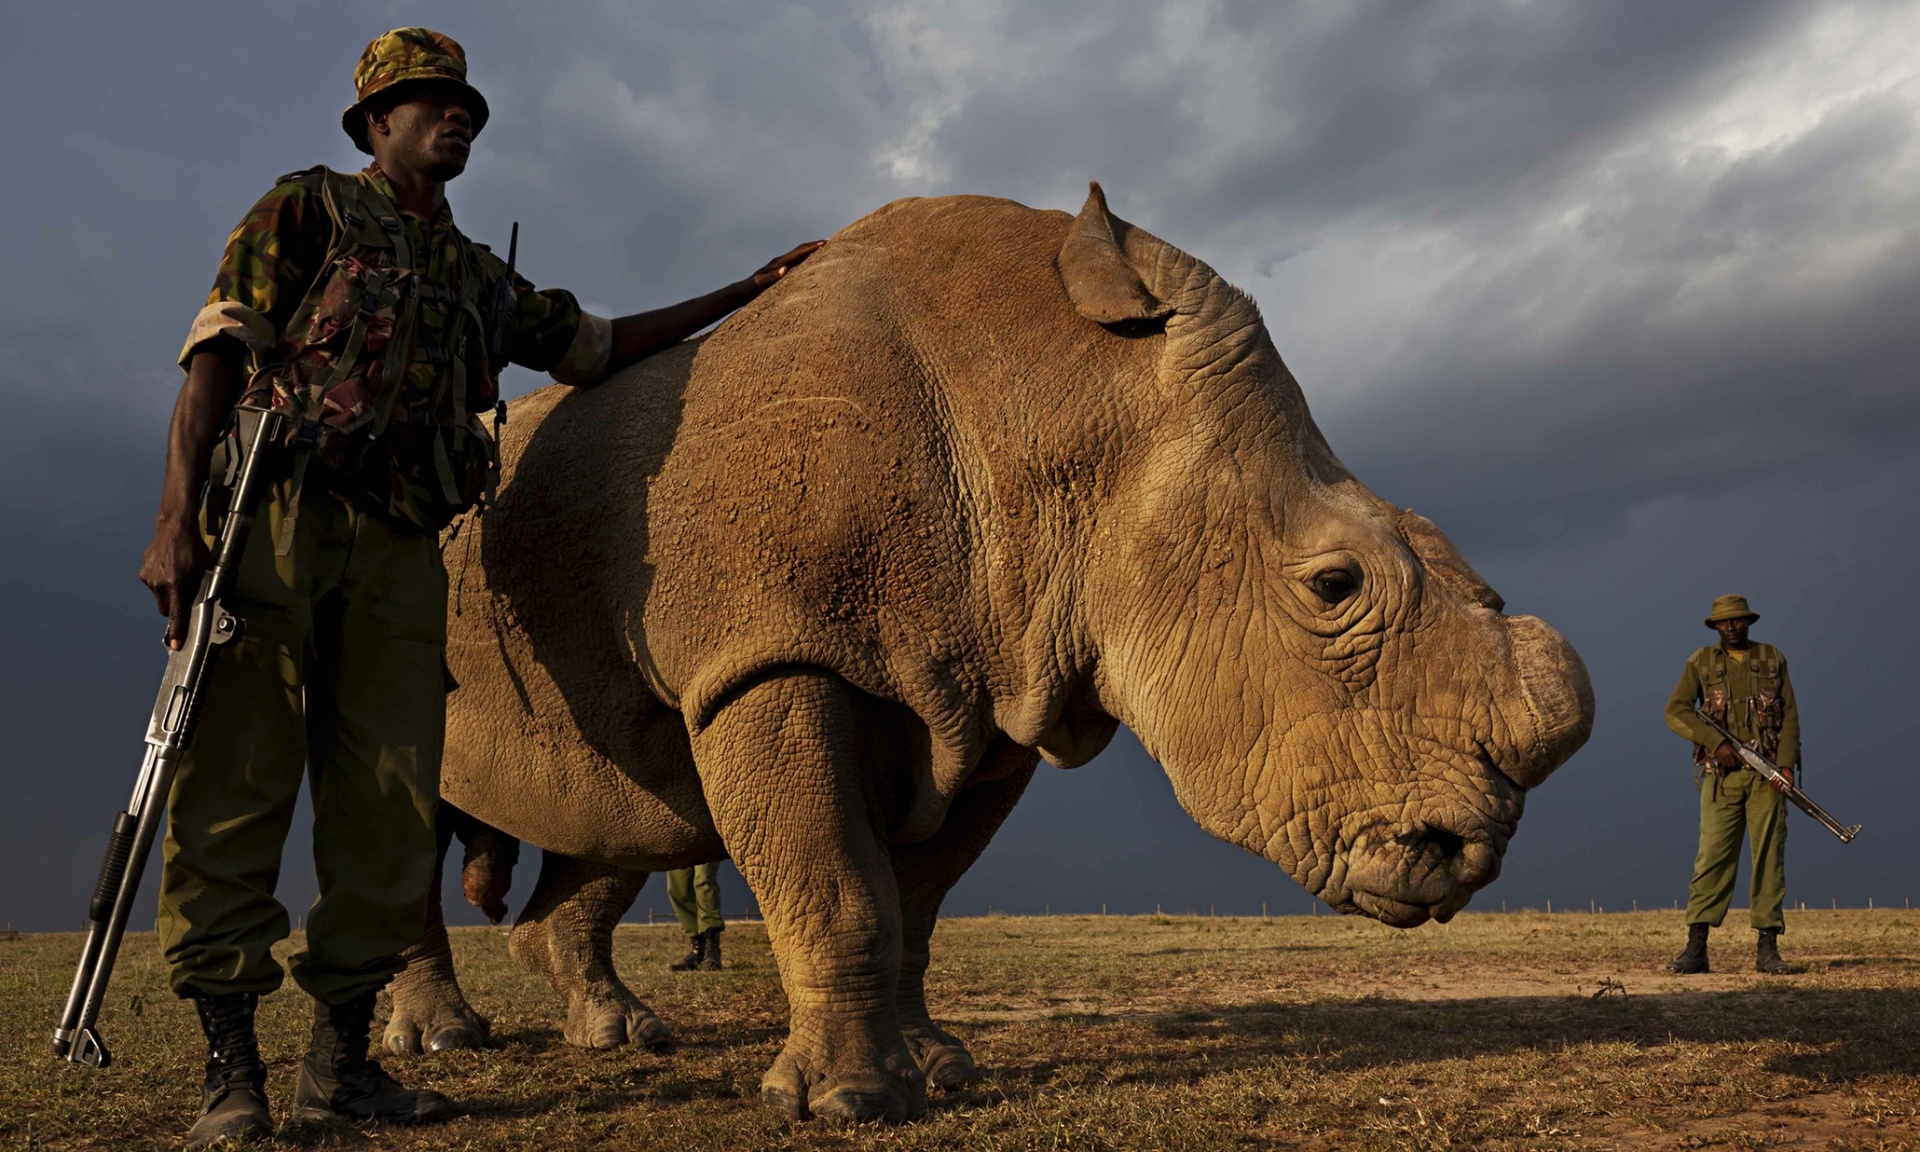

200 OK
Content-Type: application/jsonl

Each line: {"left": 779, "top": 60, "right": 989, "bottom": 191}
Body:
{"left": 1395, "top": 506, "right": 1504, "bottom": 613}
{"left": 1059, "top": 182, "right": 1175, "bottom": 325}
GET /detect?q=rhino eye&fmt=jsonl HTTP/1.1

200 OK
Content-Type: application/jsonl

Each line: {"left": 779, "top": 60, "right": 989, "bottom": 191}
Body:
{"left": 1309, "top": 567, "right": 1360, "bottom": 606}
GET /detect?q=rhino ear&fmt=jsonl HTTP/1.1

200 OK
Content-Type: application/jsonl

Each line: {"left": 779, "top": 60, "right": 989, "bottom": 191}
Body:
{"left": 1059, "top": 182, "right": 1174, "bottom": 324}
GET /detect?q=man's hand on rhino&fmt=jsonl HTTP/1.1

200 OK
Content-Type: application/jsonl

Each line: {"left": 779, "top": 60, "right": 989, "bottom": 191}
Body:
{"left": 745, "top": 241, "right": 826, "bottom": 295}
{"left": 598, "top": 241, "right": 828, "bottom": 379}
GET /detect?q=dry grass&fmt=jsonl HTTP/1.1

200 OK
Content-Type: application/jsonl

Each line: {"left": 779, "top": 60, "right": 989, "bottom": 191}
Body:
{"left": 6, "top": 909, "right": 1920, "bottom": 1150}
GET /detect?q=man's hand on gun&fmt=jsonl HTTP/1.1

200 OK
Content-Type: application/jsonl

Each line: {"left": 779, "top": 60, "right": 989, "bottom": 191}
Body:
{"left": 139, "top": 520, "right": 210, "bottom": 651}
{"left": 1709, "top": 739, "right": 1739, "bottom": 776}
{"left": 1710, "top": 739, "right": 1794, "bottom": 792}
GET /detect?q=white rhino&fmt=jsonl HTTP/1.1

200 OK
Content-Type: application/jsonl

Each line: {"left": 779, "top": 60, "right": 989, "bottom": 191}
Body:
{"left": 385, "top": 186, "right": 1593, "bottom": 1122}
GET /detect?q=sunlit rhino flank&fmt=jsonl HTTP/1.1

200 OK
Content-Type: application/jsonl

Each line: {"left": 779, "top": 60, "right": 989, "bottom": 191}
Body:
{"left": 392, "top": 185, "right": 1594, "bottom": 1122}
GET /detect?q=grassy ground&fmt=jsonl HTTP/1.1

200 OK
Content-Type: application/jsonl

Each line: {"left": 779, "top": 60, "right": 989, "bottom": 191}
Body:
{"left": 5, "top": 910, "right": 1919, "bottom": 1150}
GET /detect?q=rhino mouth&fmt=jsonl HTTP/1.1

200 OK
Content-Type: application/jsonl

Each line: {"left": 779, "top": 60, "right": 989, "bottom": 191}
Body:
{"left": 1327, "top": 815, "right": 1515, "bottom": 928}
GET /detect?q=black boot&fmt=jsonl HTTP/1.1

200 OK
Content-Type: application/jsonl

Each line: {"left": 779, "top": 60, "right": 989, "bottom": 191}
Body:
{"left": 698, "top": 927, "right": 724, "bottom": 972}
{"left": 293, "top": 992, "right": 450, "bottom": 1123}
{"left": 1756, "top": 928, "right": 1807, "bottom": 975}
{"left": 184, "top": 991, "right": 273, "bottom": 1149}
{"left": 668, "top": 932, "right": 706, "bottom": 971}
{"left": 1667, "top": 922, "right": 1710, "bottom": 974}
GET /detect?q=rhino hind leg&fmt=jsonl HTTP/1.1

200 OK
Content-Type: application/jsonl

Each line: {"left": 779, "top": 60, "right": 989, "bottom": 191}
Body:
{"left": 891, "top": 742, "right": 1039, "bottom": 1089}
{"left": 385, "top": 809, "right": 494, "bottom": 1055}
{"left": 692, "top": 669, "right": 926, "bottom": 1124}
{"left": 508, "top": 850, "right": 669, "bottom": 1051}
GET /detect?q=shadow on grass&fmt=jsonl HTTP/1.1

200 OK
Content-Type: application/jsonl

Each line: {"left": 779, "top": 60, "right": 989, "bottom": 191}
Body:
{"left": 924, "top": 986, "right": 1920, "bottom": 1110}
{"left": 1138, "top": 943, "right": 1338, "bottom": 957}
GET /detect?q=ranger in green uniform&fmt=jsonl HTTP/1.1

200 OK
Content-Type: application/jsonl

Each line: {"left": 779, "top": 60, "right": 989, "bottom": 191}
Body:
{"left": 140, "top": 28, "right": 821, "bottom": 1147}
{"left": 1663, "top": 595, "right": 1806, "bottom": 977}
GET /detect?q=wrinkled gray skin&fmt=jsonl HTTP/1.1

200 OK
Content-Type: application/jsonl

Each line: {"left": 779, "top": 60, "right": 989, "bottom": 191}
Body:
{"left": 384, "top": 186, "right": 1594, "bottom": 1122}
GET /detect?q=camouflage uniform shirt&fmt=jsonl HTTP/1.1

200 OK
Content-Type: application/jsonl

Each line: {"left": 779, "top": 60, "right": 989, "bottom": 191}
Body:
{"left": 180, "top": 164, "right": 613, "bottom": 531}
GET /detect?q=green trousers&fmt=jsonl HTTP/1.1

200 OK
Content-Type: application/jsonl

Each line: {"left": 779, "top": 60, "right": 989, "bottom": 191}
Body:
{"left": 157, "top": 481, "right": 447, "bottom": 1005}
{"left": 666, "top": 862, "right": 724, "bottom": 935}
{"left": 1686, "top": 767, "right": 1789, "bottom": 931}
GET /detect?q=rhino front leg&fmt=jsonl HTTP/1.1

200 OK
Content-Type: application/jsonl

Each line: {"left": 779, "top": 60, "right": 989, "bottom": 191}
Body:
{"left": 507, "top": 850, "right": 670, "bottom": 1050}
{"left": 385, "top": 807, "right": 493, "bottom": 1055}
{"left": 891, "top": 743, "right": 1039, "bottom": 1089}
{"left": 693, "top": 670, "right": 925, "bottom": 1123}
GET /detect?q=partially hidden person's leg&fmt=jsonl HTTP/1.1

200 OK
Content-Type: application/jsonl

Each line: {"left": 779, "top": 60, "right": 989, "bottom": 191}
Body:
{"left": 693, "top": 861, "right": 724, "bottom": 933}
{"left": 690, "top": 669, "right": 924, "bottom": 1123}
{"left": 665, "top": 866, "right": 705, "bottom": 970}
{"left": 890, "top": 742, "right": 1038, "bottom": 1088}
{"left": 693, "top": 861, "right": 725, "bottom": 969}
{"left": 291, "top": 502, "right": 449, "bottom": 1123}
{"left": 159, "top": 481, "right": 315, "bottom": 1147}
{"left": 1747, "top": 775, "right": 1803, "bottom": 973}
{"left": 507, "top": 850, "right": 666, "bottom": 1048}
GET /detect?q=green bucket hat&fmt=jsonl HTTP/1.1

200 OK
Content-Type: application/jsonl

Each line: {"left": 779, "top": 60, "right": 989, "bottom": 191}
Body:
{"left": 1704, "top": 594, "right": 1760, "bottom": 627}
{"left": 341, "top": 27, "right": 490, "bottom": 155}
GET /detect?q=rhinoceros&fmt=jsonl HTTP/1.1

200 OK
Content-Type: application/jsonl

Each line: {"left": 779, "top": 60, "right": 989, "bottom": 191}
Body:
{"left": 382, "top": 185, "right": 1593, "bottom": 1122}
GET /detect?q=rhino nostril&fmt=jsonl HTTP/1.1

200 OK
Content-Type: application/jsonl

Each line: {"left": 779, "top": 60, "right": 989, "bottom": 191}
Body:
{"left": 1418, "top": 826, "right": 1465, "bottom": 860}
{"left": 1394, "top": 824, "right": 1465, "bottom": 860}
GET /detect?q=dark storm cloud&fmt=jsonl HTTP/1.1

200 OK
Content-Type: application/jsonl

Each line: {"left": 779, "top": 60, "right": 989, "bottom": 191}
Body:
{"left": 2, "top": 1, "right": 1916, "bottom": 930}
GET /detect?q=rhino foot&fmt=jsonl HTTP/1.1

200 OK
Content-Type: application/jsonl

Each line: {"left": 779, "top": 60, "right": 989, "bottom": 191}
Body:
{"left": 385, "top": 988, "right": 490, "bottom": 1055}
{"left": 384, "top": 911, "right": 491, "bottom": 1056}
{"left": 563, "top": 980, "right": 672, "bottom": 1051}
{"left": 760, "top": 1041, "right": 927, "bottom": 1123}
{"left": 901, "top": 1020, "right": 976, "bottom": 1089}
{"left": 503, "top": 851, "right": 661, "bottom": 1050}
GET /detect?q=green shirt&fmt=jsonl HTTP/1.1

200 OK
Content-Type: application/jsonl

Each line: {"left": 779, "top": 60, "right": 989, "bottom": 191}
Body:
{"left": 187, "top": 165, "right": 603, "bottom": 530}
{"left": 1664, "top": 642, "right": 1801, "bottom": 768}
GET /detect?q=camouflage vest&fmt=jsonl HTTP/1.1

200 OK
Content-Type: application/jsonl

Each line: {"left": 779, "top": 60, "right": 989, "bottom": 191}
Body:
{"left": 239, "top": 167, "right": 502, "bottom": 547}
{"left": 1693, "top": 642, "right": 1787, "bottom": 766}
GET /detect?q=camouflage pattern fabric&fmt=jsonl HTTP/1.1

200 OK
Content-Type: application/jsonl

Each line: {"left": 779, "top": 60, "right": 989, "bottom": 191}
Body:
{"left": 237, "top": 248, "right": 412, "bottom": 463}
{"left": 201, "top": 165, "right": 585, "bottom": 531}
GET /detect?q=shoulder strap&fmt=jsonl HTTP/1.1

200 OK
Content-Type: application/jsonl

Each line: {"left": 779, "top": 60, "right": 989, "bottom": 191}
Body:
{"left": 315, "top": 168, "right": 413, "bottom": 268}
{"left": 273, "top": 164, "right": 326, "bottom": 187}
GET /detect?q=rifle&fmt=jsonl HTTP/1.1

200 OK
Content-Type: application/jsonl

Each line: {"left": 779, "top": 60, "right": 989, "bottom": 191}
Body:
{"left": 1694, "top": 705, "right": 1861, "bottom": 844}
{"left": 52, "top": 405, "right": 284, "bottom": 1068}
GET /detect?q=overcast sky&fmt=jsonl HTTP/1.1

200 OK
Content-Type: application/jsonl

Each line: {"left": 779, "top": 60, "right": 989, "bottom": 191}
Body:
{"left": 2, "top": 0, "right": 1916, "bottom": 935}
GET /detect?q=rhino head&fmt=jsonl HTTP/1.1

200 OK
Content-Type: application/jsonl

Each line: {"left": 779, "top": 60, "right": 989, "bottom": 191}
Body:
{"left": 1054, "top": 185, "right": 1592, "bottom": 927}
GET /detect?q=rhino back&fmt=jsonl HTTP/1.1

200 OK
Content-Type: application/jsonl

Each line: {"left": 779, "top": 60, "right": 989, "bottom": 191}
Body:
{"left": 448, "top": 194, "right": 1152, "bottom": 850}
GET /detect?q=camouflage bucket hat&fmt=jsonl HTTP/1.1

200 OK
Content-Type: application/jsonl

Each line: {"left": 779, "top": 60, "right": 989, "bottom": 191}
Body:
{"left": 1704, "top": 594, "right": 1760, "bottom": 627}
{"left": 341, "top": 27, "right": 490, "bottom": 155}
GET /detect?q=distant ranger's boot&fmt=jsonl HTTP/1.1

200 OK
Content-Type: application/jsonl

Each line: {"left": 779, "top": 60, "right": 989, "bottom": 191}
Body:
{"left": 699, "top": 927, "right": 724, "bottom": 972}
{"left": 1755, "top": 928, "right": 1806, "bottom": 975}
{"left": 669, "top": 932, "right": 706, "bottom": 971}
{"left": 1667, "top": 922, "right": 1710, "bottom": 974}
{"left": 294, "top": 992, "right": 450, "bottom": 1123}
{"left": 184, "top": 991, "right": 273, "bottom": 1149}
